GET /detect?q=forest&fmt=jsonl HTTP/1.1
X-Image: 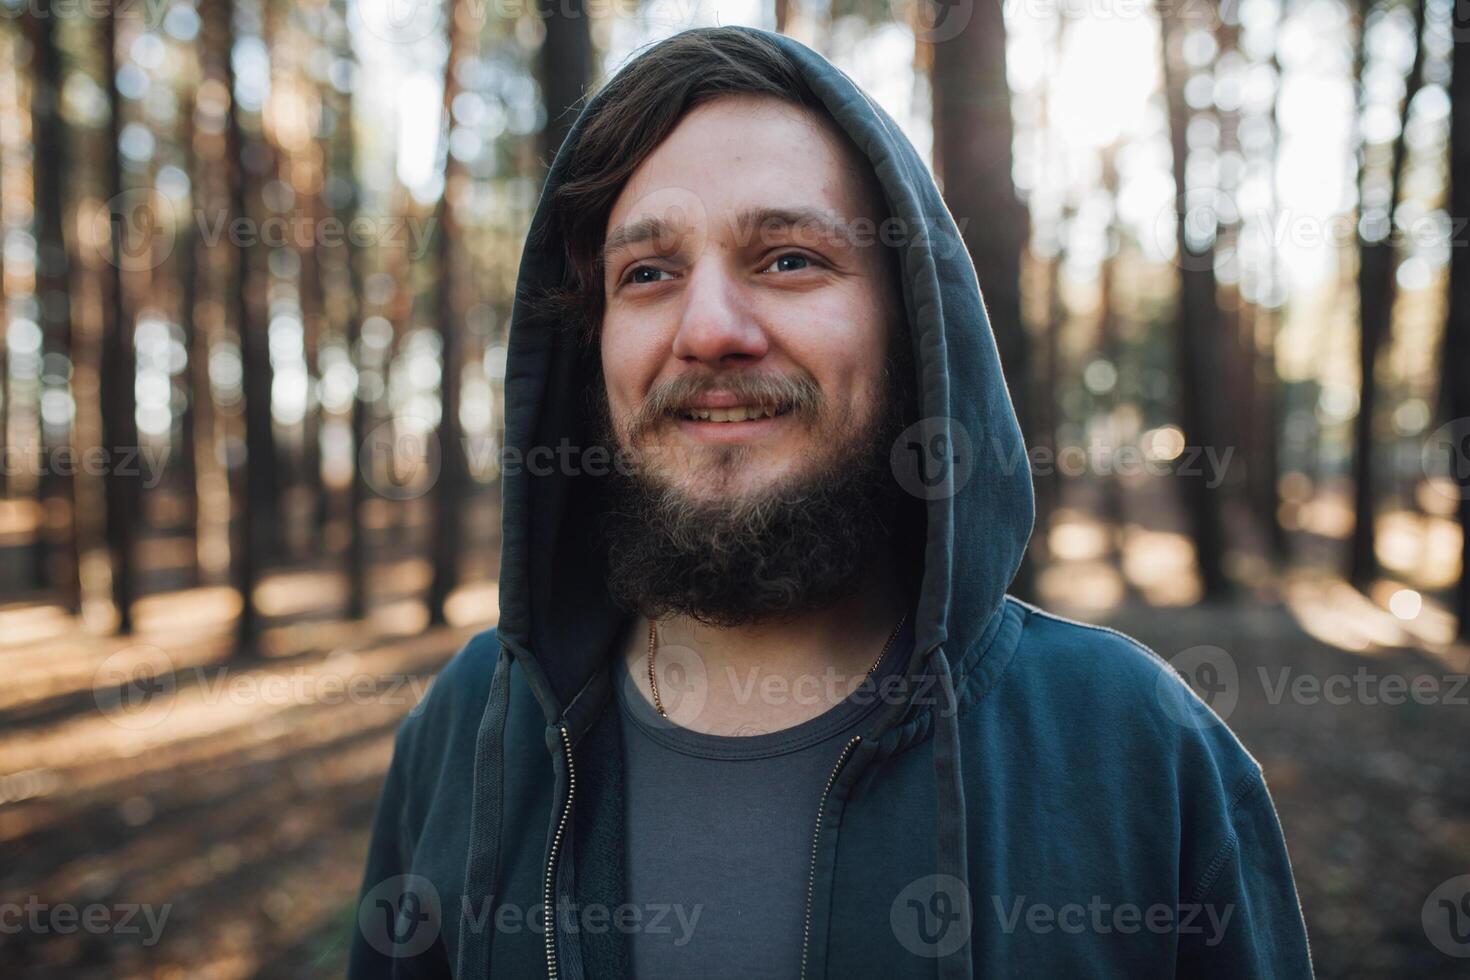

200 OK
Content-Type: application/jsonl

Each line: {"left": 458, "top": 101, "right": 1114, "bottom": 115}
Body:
{"left": 0, "top": 0, "right": 1467, "bottom": 976}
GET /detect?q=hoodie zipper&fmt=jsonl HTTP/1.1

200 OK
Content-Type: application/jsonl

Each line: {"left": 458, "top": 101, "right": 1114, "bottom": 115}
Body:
{"left": 799, "top": 734, "right": 862, "bottom": 979}
{"left": 545, "top": 724, "right": 574, "bottom": 979}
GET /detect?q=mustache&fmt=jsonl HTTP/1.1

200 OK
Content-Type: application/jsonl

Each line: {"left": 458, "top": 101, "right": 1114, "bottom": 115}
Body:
{"left": 628, "top": 370, "right": 825, "bottom": 440}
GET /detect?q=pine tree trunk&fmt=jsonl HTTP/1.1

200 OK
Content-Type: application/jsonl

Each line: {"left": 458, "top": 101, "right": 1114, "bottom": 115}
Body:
{"left": 427, "top": 0, "right": 473, "bottom": 625}
{"left": 204, "top": 0, "right": 269, "bottom": 654}
{"left": 177, "top": 83, "right": 207, "bottom": 587}
{"left": 99, "top": 5, "right": 138, "bottom": 629}
{"left": 1158, "top": 0, "right": 1230, "bottom": 598}
{"left": 538, "top": 0, "right": 593, "bottom": 164}
{"left": 27, "top": 8, "right": 81, "bottom": 610}
{"left": 1349, "top": 0, "right": 1426, "bottom": 588}
{"left": 1446, "top": 19, "right": 1470, "bottom": 639}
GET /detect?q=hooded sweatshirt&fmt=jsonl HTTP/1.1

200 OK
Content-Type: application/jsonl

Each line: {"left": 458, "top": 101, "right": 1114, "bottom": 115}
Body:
{"left": 348, "top": 26, "right": 1314, "bottom": 980}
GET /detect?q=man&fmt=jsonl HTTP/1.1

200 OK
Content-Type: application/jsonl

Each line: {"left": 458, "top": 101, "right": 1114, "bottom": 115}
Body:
{"left": 349, "top": 26, "right": 1313, "bottom": 979}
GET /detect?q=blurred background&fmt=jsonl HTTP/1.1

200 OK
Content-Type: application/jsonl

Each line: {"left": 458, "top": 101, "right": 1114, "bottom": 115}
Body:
{"left": 0, "top": 0, "right": 1467, "bottom": 976}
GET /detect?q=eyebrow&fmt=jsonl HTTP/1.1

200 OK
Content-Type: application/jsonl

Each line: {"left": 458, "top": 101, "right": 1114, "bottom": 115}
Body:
{"left": 602, "top": 215, "right": 677, "bottom": 268}
{"left": 600, "top": 205, "right": 853, "bottom": 269}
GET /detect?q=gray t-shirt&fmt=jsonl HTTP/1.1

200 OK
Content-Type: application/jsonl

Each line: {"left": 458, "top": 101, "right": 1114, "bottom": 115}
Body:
{"left": 614, "top": 615, "right": 916, "bottom": 979}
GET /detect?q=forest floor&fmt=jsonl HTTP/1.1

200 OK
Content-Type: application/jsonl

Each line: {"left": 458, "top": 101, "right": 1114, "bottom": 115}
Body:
{"left": 1, "top": 509, "right": 1467, "bottom": 978}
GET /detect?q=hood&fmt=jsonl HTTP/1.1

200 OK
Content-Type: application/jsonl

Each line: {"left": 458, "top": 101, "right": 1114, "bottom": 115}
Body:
{"left": 459, "top": 27, "right": 1034, "bottom": 980}
{"left": 495, "top": 26, "right": 1034, "bottom": 725}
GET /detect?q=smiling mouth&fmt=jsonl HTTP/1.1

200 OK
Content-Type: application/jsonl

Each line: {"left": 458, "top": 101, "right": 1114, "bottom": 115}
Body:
{"left": 679, "top": 404, "right": 794, "bottom": 423}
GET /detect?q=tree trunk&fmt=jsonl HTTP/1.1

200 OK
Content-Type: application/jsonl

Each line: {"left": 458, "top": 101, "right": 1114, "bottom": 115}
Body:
{"left": 1253, "top": 21, "right": 1289, "bottom": 561}
{"left": 332, "top": 0, "right": 369, "bottom": 618}
{"left": 1446, "top": 17, "right": 1470, "bottom": 639}
{"left": 27, "top": 8, "right": 81, "bottom": 610}
{"left": 99, "top": 5, "right": 139, "bottom": 629}
{"left": 427, "top": 0, "right": 473, "bottom": 626}
{"left": 177, "top": 83, "right": 208, "bottom": 587}
{"left": 538, "top": 0, "right": 593, "bottom": 164}
{"left": 297, "top": 136, "right": 327, "bottom": 559}
{"left": 1349, "top": 0, "right": 1426, "bottom": 588}
{"left": 1026, "top": 16, "right": 1072, "bottom": 571}
{"left": 1214, "top": 8, "right": 1249, "bottom": 477}
{"left": 1158, "top": 0, "right": 1230, "bottom": 599}
{"left": 203, "top": 0, "right": 269, "bottom": 654}
{"left": 1098, "top": 143, "right": 1127, "bottom": 565}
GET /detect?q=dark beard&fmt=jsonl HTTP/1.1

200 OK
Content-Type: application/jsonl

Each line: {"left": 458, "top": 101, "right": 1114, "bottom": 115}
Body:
{"left": 593, "top": 364, "right": 913, "bottom": 629}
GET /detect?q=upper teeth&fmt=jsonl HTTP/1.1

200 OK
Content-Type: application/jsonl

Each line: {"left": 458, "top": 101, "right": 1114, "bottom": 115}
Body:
{"left": 684, "top": 406, "right": 783, "bottom": 422}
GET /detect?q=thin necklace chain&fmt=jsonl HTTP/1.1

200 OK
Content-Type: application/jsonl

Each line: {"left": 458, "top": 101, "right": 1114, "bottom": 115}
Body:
{"left": 646, "top": 612, "right": 909, "bottom": 721}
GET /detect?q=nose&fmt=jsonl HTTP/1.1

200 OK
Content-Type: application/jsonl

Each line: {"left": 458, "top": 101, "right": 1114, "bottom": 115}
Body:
{"left": 669, "top": 261, "right": 769, "bottom": 366}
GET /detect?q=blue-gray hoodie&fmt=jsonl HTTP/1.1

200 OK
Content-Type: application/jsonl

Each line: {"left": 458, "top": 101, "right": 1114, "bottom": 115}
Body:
{"left": 348, "top": 26, "right": 1313, "bottom": 980}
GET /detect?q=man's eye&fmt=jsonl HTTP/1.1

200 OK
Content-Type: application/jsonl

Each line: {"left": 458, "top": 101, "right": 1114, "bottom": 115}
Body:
{"left": 762, "top": 253, "right": 812, "bottom": 273}
{"left": 627, "top": 266, "right": 673, "bottom": 285}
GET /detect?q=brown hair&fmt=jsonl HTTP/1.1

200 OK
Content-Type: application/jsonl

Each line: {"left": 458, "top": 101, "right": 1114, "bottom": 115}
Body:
{"left": 543, "top": 28, "right": 828, "bottom": 349}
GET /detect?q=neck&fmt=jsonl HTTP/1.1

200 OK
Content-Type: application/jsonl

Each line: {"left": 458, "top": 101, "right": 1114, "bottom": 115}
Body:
{"left": 626, "top": 559, "right": 910, "bottom": 735}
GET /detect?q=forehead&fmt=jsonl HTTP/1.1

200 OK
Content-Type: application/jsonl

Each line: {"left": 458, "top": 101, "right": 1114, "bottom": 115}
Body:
{"left": 604, "top": 94, "right": 884, "bottom": 239}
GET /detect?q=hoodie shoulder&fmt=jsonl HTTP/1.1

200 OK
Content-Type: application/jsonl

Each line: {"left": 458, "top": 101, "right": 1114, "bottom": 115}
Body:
{"left": 393, "top": 626, "right": 508, "bottom": 769}
{"left": 387, "top": 625, "right": 554, "bottom": 833}
{"left": 1000, "top": 598, "right": 1265, "bottom": 797}
{"left": 994, "top": 599, "right": 1309, "bottom": 944}
{"left": 993, "top": 601, "right": 1312, "bottom": 974}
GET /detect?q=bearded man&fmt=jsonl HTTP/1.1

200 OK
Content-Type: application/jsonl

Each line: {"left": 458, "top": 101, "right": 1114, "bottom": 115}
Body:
{"left": 350, "top": 26, "right": 1312, "bottom": 980}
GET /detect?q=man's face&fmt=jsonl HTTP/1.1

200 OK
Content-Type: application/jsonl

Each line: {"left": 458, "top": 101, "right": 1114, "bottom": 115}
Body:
{"left": 598, "top": 94, "right": 902, "bottom": 503}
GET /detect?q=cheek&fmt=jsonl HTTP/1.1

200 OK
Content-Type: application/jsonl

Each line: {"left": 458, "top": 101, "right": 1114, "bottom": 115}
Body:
{"left": 600, "top": 318, "right": 663, "bottom": 417}
{"left": 765, "top": 290, "right": 889, "bottom": 403}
